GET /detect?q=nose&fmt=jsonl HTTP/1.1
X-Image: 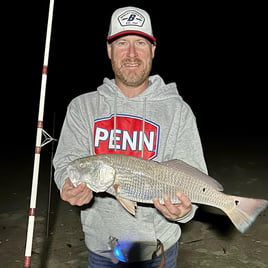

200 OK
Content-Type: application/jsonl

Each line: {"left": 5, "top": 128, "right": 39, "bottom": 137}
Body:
{"left": 127, "top": 42, "right": 137, "bottom": 57}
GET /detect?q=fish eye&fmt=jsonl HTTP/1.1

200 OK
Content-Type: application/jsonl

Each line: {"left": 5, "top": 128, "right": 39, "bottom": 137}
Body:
{"left": 79, "top": 163, "right": 84, "bottom": 168}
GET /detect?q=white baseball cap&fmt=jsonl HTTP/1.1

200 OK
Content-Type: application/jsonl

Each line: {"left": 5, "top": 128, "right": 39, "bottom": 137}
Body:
{"left": 107, "top": 6, "right": 156, "bottom": 44}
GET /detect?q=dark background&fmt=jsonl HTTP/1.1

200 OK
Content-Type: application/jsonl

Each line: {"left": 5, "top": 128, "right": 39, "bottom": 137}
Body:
{"left": 3, "top": 1, "right": 267, "bottom": 159}
{"left": 1, "top": 2, "right": 267, "bottom": 266}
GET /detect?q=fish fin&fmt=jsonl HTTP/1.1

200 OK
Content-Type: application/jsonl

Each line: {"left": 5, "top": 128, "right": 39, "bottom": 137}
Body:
{"left": 113, "top": 184, "right": 119, "bottom": 194}
{"left": 117, "top": 197, "right": 137, "bottom": 216}
{"left": 161, "top": 159, "right": 224, "bottom": 191}
{"left": 113, "top": 184, "right": 137, "bottom": 215}
{"left": 224, "top": 196, "right": 268, "bottom": 233}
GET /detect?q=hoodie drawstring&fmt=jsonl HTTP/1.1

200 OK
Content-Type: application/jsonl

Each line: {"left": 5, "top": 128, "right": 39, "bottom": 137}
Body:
{"left": 113, "top": 90, "right": 118, "bottom": 152}
{"left": 93, "top": 93, "right": 102, "bottom": 155}
{"left": 141, "top": 97, "right": 147, "bottom": 158}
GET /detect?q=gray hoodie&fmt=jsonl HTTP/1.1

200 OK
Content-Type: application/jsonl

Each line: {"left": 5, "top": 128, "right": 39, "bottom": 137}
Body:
{"left": 53, "top": 74, "right": 207, "bottom": 261}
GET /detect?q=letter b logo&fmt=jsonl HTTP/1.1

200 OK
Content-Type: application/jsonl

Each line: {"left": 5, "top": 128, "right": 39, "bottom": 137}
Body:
{"left": 128, "top": 14, "right": 136, "bottom": 21}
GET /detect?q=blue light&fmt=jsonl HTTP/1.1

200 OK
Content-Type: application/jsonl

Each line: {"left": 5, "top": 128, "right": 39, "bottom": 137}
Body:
{"left": 113, "top": 244, "right": 128, "bottom": 262}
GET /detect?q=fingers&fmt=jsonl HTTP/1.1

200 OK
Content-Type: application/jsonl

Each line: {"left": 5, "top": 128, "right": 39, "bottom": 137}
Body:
{"left": 176, "top": 192, "right": 192, "bottom": 210}
{"left": 61, "top": 178, "right": 93, "bottom": 206}
{"left": 73, "top": 187, "right": 93, "bottom": 206}
{"left": 153, "top": 195, "right": 176, "bottom": 220}
{"left": 153, "top": 192, "right": 192, "bottom": 220}
{"left": 153, "top": 198, "right": 163, "bottom": 211}
{"left": 163, "top": 194, "right": 178, "bottom": 215}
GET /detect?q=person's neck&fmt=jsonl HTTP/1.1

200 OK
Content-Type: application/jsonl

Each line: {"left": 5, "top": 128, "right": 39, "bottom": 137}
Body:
{"left": 115, "top": 79, "right": 149, "bottom": 98}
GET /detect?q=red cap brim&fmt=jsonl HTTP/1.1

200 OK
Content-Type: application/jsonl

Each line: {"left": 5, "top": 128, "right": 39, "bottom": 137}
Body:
{"left": 107, "top": 30, "right": 156, "bottom": 44}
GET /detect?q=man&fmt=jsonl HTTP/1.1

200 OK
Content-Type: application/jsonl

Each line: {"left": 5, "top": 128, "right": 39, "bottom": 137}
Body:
{"left": 53, "top": 6, "right": 207, "bottom": 268}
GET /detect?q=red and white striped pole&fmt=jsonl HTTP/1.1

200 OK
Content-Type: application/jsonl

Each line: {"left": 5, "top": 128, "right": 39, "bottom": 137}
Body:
{"left": 24, "top": 0, "right": 55, "bottom": 267}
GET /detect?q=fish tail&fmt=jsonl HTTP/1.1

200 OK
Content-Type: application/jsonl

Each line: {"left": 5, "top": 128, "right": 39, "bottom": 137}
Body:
{"left": 224, "top": 196, "right": 268, "bottom": 233}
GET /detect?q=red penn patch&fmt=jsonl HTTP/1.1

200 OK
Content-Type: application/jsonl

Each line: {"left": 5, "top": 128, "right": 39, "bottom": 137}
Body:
{"left": 94, "top": 114, "right": 160, "bottom": 159}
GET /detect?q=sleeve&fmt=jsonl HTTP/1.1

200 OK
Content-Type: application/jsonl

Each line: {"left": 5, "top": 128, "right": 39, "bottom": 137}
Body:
{"left": 53, "top": 99, "right": 92, "bottom": 192}
{"left": 175, "top": 204, "right": 198, "bottom": 223}
{"left": 173, "top": 102, "right": 208, "bottom": 174}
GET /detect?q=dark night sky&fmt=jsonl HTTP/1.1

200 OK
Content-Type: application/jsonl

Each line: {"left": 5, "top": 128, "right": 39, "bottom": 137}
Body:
{"left": 4, "top": 1, "right": 267, "bottom": 157}
{"left": 1, "top": 4, "right": 267, "bottom": 266}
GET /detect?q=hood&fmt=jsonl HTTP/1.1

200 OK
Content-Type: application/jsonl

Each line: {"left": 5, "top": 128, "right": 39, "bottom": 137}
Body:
{"left": 97, "top": 75, "right": 180, "bottom": 102}
{"left": 95, "top": 75, "right": 181, "bottom": 159}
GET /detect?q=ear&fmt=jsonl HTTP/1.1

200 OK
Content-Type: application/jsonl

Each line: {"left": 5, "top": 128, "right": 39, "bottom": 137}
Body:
{"left": 151, "top": 44, "right": 156, "bottom": 59}
{"left": 107, "top": 42, "right": 112, "bottom": 59}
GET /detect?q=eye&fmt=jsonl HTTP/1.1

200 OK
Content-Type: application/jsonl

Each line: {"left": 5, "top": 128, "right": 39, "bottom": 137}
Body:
{"left": 135, "top": 40, "right": 147, "bottom": 47}
{"left": 79, "top": 163, "right": 84, "bottom": 168}
{"left": 116, "top": 40, "right": 129, "bottom": 47}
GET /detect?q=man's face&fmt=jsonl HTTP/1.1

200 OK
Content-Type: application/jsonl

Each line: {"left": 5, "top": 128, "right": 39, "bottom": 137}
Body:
{"left": 107, "top": 35, "right": 156, "bottom": 88}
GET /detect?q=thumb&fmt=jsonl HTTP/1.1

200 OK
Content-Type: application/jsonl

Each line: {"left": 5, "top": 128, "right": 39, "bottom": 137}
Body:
{"left": 63, "top": 177, "right": 75, "bottom": 189}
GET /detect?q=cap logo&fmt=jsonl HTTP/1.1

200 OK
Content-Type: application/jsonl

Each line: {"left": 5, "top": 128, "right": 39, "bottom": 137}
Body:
{"left": 118, "top": 10, "right": 145, "bottom": 27}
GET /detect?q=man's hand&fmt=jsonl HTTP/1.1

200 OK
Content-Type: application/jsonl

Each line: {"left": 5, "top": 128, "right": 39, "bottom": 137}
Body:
{"left": 61, "top": 178, "right": 93, "bottom": 206}
{"left": 153, "top": 192, "right": 192, "bottom": 221}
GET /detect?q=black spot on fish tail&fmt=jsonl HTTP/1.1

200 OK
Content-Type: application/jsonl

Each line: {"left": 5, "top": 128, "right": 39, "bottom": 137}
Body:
{"left": 235, "top": 200, "right": 239, "bottom": 206}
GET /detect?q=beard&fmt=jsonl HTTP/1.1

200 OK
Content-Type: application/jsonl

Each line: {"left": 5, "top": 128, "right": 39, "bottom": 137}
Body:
{"left": 112, "top": 58, "right": 152, "bottom": 87}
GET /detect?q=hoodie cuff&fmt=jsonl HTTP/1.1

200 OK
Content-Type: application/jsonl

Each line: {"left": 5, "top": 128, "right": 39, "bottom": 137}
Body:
{"left": 175, "top": 204, "right": 198, "bottom": 223}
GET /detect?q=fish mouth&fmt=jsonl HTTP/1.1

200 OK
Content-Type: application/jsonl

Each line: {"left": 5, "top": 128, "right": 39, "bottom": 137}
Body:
{"left": 67, "top": 166, "right": 81, "bottom": 186}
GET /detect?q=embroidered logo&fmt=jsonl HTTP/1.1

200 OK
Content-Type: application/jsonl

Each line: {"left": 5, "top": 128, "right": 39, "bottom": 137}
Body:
{"left": 117, "top": 10, "right": 145, "bottom": 27}
{"left": 94, "top": 114, "right": 160, "bottom": 159}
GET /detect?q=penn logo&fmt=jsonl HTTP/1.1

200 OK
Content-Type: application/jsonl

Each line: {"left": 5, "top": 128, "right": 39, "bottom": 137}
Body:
{"left": 94, "top": 114, "right": 160, "bottom": 159}
{"left": 118, "top": 10, "right": 145, "bottom": 27}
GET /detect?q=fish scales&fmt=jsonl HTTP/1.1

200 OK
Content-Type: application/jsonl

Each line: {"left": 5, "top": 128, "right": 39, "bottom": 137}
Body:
{"left": 114, "top": 155, "right": 163, "bottom": 202}
{"left": 67, "top": 153, "right": 268, "bottom": 233}
{"left": 110, "top": 154, "right": 223, "bottom": 206}
{"left": 115, "top": 155, "right": 172, "bottom": 202}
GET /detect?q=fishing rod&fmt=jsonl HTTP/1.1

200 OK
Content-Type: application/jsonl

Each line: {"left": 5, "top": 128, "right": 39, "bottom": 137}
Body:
{"left": 24, "top": 0, "right": 56, "bottom": 267}
{"left": 46, "top": 112, "right": 56, "bottom": 238}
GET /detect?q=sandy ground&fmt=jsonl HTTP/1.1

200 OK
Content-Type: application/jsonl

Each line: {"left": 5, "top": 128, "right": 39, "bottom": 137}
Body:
{"left": 1, "top": 139, "right": 268, "bottom": 268}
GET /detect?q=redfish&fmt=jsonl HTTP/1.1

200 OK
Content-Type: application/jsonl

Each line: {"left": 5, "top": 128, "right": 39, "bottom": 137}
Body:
{"left": 67, "top": 153, "right": 268, "bottom": 233}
